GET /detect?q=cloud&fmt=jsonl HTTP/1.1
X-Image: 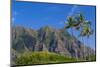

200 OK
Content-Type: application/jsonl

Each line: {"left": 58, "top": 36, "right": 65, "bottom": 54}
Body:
{"left": 12, "top": 11, "right": 18, "bottom": 22}
{"left": 12, "top": 17, "right": 15, "bottom": 22}
{"left": 67, "top": 5, "right": 78, "bottom": 17}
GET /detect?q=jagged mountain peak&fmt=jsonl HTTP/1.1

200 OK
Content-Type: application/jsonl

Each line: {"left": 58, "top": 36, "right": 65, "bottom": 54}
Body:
{"left": 12, "top": 26, "right": 95, "bottom": 59}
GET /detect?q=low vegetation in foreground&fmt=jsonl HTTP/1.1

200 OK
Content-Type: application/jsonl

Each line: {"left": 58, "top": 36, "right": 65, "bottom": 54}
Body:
{"left": 15, "top": 51, "right": 77, "bottom": 65}
{"left": 14, "top": 51, "right": 96, "bottom": 65}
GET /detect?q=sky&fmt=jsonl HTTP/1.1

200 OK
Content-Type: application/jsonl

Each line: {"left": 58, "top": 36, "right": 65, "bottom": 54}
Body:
{"left": 12, "top": 0, "right": 96, "bottom": 50}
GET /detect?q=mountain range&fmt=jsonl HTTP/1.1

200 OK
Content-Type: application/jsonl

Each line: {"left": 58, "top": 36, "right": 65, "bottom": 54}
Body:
{"left": 11, "top": 26, "right": 96, "bottom": 66}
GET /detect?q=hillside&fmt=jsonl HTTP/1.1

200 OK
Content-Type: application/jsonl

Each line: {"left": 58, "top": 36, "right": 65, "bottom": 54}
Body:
{"left": 11, "top": 26, "right": 95, "bottom": 65}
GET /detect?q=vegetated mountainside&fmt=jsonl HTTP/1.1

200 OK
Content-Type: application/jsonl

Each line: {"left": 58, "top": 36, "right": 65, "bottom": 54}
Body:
{"left": 11, "top": 26, "right": 95, "bottom": 65}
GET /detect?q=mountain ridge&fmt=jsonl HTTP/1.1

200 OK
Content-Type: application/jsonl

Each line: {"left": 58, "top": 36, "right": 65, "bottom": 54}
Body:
{"left": 12, "top": 26, "right": 95, "bottom": 59}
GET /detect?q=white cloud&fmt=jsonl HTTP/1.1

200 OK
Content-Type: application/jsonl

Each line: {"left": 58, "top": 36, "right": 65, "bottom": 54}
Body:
{"left": 12, "top": 11, "right": 18, "bottom": 22}
{"left": 12, "top": 17, "right": 15, "bottom": 22}
{"left": 67, "top": 5, "right": 78, "bottom": 17}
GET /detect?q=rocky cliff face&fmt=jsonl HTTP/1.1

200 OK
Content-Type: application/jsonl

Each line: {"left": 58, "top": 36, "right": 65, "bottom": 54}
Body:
{"left": 12, "top": 26, "right": 95, "bottom": 59}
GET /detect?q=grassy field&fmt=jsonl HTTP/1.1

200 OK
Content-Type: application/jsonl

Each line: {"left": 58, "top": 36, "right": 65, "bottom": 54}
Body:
{"left": 15, "top": 51, "right": 78, "bottom": 65}
{"left": 14, "top": 51, "right": 96, "bottom": 66}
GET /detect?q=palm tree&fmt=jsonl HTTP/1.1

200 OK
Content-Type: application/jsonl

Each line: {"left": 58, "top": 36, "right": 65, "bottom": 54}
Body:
{"left": 70, "top": 13, "right": 93, "bottom": 60}
{"left": 64, "top": 16, "right": 79, "bottom": 59}
{"left": 80, "top": 21, "right": 94, "bottom": 60}
{"left": 70, "top": 13, "right": 86, "bottom": 59}
{"left": 64, "top": 14, "right": 86, "bottom": 59}
{"left": 63, "top": 13, "right": 94, "bottom": 60}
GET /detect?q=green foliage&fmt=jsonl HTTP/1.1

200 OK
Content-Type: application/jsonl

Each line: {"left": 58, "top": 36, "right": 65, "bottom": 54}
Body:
{"left": 85, "top": 55, "right": 96, "bottom": 61}
{"left": 64, "top": 13, "right": 94, "bottom": 38}
{"left": 15, "top": 51, "right": 77, "bottom": 65}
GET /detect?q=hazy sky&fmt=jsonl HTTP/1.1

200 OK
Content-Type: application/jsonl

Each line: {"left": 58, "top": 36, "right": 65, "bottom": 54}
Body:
{"left": 12, "top": 0, "right": 96, "bottom": 49}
